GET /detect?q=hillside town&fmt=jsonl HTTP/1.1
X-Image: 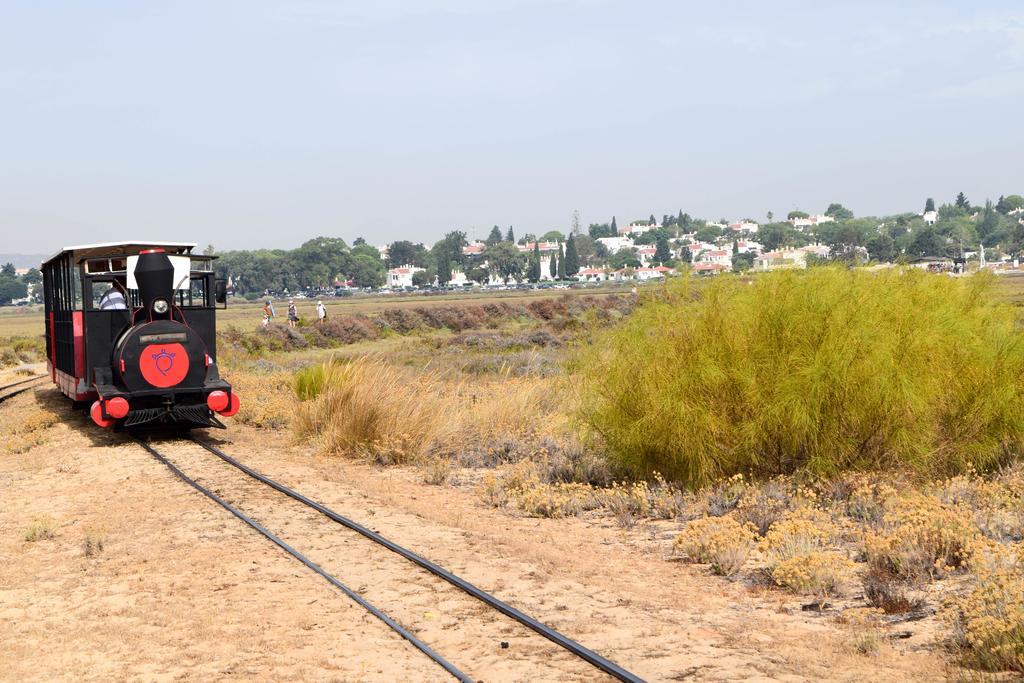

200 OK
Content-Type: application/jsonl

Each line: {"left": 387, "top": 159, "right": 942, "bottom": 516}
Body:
{"left": 8, "top": 194, "right": 1020, "bottom": 305}
{"left": 368, "top": 195, "right": 1024, "bottom": 290}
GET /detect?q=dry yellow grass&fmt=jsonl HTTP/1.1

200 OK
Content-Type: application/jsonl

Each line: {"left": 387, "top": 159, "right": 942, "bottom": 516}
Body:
{"left": 291, "top": 356, "right": 570, "bottom": 465}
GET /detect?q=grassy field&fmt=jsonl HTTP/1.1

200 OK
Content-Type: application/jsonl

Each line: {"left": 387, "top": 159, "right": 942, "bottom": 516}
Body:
{"left": 0, "top": 284, "right": 635, "bottom": 340}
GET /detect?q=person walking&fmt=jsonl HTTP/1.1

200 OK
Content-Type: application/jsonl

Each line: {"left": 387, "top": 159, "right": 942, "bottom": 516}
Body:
{"left": 287, "top": 299, "right": 299, "bottom": 328}
{"left": 316, "top": 300, "right": 327, "bottom": 325}
{"left": 262, "top": 298, "right": 275, "bottom": 327}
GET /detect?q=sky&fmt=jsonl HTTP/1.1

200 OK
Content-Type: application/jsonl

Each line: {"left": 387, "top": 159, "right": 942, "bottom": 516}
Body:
{"left": 1, "top": 0, "right": 1022, "bottom": 253}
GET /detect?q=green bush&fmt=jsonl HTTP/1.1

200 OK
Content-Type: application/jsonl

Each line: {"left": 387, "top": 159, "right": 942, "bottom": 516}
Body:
{"left": 572, "top": 268, "right": 1024, "bottom": 486}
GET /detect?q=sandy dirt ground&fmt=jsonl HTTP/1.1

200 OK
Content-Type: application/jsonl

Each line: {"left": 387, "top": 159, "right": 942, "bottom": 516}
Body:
{"left": 0, "top": 386, "right": 950, "bottom": 682}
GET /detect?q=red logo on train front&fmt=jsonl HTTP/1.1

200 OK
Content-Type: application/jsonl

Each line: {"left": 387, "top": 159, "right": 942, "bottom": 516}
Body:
{"left": 138, "top": 343, "right": 189, "bottom": 388}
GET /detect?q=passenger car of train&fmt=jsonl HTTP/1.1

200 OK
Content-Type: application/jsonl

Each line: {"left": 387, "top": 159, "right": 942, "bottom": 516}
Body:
{"left": 41, "top": 242, "right": 239, "bottom": 429}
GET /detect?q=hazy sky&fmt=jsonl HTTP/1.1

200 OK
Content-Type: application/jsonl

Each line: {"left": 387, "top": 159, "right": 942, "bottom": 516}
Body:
{"left": 2, "top": 1, "right": 1022, "bottom": 253}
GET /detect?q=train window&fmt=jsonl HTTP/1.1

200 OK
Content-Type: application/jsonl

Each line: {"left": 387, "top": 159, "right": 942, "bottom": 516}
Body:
{"left": 110, "top": 257, "right": 127, "bottom": 272}
{"left": 85, "top": 259, "right": 110, "bottom": 274}
{"left": 190, "top": 258, "right": 213, "bottom": 272}
{"left": 189, "top": 277, "right": 207, "bottom": 307}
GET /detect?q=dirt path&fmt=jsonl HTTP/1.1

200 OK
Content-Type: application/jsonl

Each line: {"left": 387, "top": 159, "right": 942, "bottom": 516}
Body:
{"left": 0, "top": 388, "right": 949, "bottom": 681}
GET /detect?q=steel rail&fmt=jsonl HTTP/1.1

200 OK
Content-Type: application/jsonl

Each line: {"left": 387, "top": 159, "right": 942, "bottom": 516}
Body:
{"left": 0, "top": 376, "right": 47, "bottom": 404}
{"left": 0, "top": 374, "right": 46, "bottom": 393}
{"left": 190, "top": 436, "right": 645, "bottom": 683}
{"left": 134, "top": 437, "right": 473, "bottom": 683}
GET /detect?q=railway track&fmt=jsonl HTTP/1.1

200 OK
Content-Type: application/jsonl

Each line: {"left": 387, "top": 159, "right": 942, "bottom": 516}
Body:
{"left": 0, "top": 375, "right": 47, "bottom": 404}
{"left": 134, "top": 435, "right": 645, "bottom": 682}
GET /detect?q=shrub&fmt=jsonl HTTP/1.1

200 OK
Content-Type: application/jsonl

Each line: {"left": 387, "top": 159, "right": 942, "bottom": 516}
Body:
{"left": 771, "top": 551, "right": 855, "bottom": 603}
{"left": 735, "top": 477, "right": 795, "bottom": 535}
{"left": 862, "top": 566, "right": 925, "bottom": 614}
{"left": 760, "top": 507, "right": 836, "bottom": 565}
{"left": 24, "top": 515, "right": 57, "bottom": 542}
{"left": 951, "top": 547, "right": 1024, "bottom": 673}
{"left": 674, "top": 516, "right": 756, "bottom": 576}
{"left": 83, "top": 524, "right": 108, "bottom": 557}
{"left": 572, "top": 269, "right": 1024, "bottom": 486}
{"left": 319, "top": 315, "right": 379, "bottom": 344}
{"left": 863, "top": 492, "right": 979, "bottom": 581}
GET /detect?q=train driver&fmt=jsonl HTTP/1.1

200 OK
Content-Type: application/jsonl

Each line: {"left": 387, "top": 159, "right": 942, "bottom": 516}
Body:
{"left": 99, "top": 276, "right": 129, "bottom": 310}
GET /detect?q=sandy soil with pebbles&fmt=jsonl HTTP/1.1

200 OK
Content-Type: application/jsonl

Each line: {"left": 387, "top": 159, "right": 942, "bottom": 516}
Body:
{"left": 0, "top": 384, "right": 948, "bottom": 681}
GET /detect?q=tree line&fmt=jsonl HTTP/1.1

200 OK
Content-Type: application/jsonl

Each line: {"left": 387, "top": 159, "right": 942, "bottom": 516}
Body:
{"left": 0, "top": 263, "right": 40, "bottom": 304}
{"left": 210, "top": 192, "right": 1024, "bottom": 293}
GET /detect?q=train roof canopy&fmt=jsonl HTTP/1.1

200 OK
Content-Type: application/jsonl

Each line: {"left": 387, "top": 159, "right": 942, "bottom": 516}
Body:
{"left": 41, "top": 241, "right": 199, "bottom": 268}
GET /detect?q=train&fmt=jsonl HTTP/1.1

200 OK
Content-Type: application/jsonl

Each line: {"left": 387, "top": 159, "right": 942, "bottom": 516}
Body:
{"left": 41, "top": 241, "right": 239, "bottom": 429}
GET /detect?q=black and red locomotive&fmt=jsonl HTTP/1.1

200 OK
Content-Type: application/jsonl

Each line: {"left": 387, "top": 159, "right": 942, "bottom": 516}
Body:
{"left": 41, "top": 242, "right": 239, "bottom": 429}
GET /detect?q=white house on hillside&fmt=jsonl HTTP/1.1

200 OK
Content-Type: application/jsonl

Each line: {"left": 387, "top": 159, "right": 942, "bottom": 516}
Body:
{"left": 729, "top": 221, "right": 759, "bottom": 233}
{"left": 618, "top": 221, "right": 659, "bottom": 236}
{"left": 789, "top": 214, "right": 836, "bottom": 229}
{"left": 576, "top": 267, "right": 609, "bottom": 282}
{"left": 922, "top": 210, "right": 938, "bottom": 226}
{"left": 386, "top": 264, "right": 424, "bottom": 288}
{"left": 597, "top": 236, "right": 633, "bottom": 254}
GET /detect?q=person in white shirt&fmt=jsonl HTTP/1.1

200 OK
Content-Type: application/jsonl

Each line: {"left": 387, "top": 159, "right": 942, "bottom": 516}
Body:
{"left": 99, "top": 278, "right": 128, "bottom": 310}
{"left": 316, "top": 300, "right": 327, "bottom": 325}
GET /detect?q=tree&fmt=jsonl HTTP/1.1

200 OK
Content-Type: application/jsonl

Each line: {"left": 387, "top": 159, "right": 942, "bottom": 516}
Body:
{"left": 955, "top": 192, "right": 970, "bottom": 210}
{"left": 693, "top": 225, "right": 722, "bottom": 242}
{"left": 557, "top": 243, "right": 566, "bottom": 280}
{"left": 609, "top": 248, "right": 641, "bottom": 270}
{"left": 0, "top": 263, "right": 15, "bottom": 277}
{"left": 997, "top": 195, "right": 1024, "bottom": 214}
{"left": 610, "top": 216, "right": 618, "bottom": 234}
{"left": 732, "top": 252, "right": 754, "bottom": 272}
{"left": 866, "top": 234, "right": 897, "bottom": 263}
{"left": 649, "top": 214, "right": 657, "bottom": 226}
{"left": 571, "top": 209, "right": 581, "bottom": 236}
{"left": 760, "top": 223, "right": 792, "bottom": 252}
{"left": 766, "top": 211, "right": 774, "bottom": 223}
{"left": 202, "top": 244, "right": 216, "bottom": 256}
{"left": 348, "top": 253, "right": 385, "bottom": 288}
{"left": 351, "top": 242, "right": 381, "bottom": 260}
{"left": 485, "top": 242, "right": 525, "bottom": 283}
{"left": 925, "top": 197, "right": 936, "bottom": 213}
{"left": 564, "top": 235, "right": 580, "bottom": 275}
{"left": 679, "top": 212, "right": 692, "bottom": 231}
{"left": 387, "top": 240, "right": 427, "bottom": 268}
{"left": 21, "top": 267, "right": 42, "bottom": 285}
{"left": 527, "top": 243, "right": 542, "bottom": 283}
{"left": 655, "top": 234, "right": 672, "bottom": 264}
{"left": 353, "top": 237, "right": 367, "bottom": 246}
{"left": 588, "top": 223, "right": 613, "bottom": 239}
{"left": 825, "top": 203, "right": 853, "bottom": 220}
{"left": 505, "top": 226, "right": 515, "bottom": 243}
{"left": 540, "top": 230, "right": 565, "bottom": 242}
{"left": 486, "top": 226, "right": 504, "bottom": 245}
{"left": 787, "top": 210, "right": 809, "bottom": 220}
{"left": 466, "top": 265, "right": 489, "bottom": 284}
{"left": 412, "top": 270, "right": 434, "bottom": 287}
{"left": 436, "top": 253, "right": 452, "bottom": 285}
{"left": 549, "top": 250, "right": 558, "bottom": 279}
{"left": 0, "top": 275, "right": 27, "bottom": 304}
{"left": 431, "top": 231, "right": 469, "bottom": 272}
{"left": 818, "top": 218, "right": 875, "bottom": 257}
{"left": 909, "top": 227, "right": 946, "bottom": 257}
{"left": 573, "top": 234, "right": 595, "bottom": 266}
{"left": 978, "top": 200, "right": 1000, "bottom": 245}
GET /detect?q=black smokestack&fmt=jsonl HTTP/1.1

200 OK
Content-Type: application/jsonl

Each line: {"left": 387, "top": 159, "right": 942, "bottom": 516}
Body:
{"left": 135, "top": 249, "right": 174, "bottom": 318}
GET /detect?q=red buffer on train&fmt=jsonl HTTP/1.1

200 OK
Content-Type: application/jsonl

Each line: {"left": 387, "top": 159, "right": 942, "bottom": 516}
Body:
{"left": 41, "top": 242, "right": 238, "bottom": 429}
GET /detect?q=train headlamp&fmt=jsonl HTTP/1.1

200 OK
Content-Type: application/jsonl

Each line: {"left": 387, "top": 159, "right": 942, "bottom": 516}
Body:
{"left": 152, "top": 298, "right": 169, "bottom": 314}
